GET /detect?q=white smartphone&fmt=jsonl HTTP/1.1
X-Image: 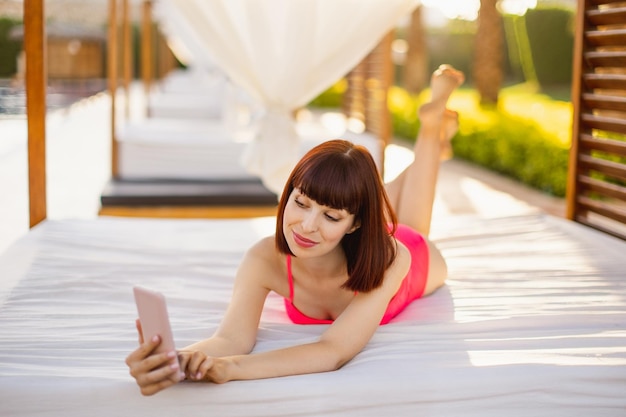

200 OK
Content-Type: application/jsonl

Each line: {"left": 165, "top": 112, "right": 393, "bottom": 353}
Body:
{"left": 133, "top": 286, "right": 179, "bottom": 367}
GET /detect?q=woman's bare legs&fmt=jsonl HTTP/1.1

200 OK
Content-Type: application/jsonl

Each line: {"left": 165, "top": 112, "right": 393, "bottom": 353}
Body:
{"left": 385, "top": 65, "right": 464, "bottom": 295}
{"left": 385, "top": 65, "right": 464, "bottom": 235}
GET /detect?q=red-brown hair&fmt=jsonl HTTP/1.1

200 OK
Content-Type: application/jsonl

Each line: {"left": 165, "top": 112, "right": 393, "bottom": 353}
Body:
{"left": 275, "top": 139, "right": 397, "bottom": 292}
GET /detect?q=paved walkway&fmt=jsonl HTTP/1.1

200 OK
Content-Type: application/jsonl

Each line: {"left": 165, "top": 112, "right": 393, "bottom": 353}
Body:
{"left": 0, "top": 93, "right": 566, "bottom": 256}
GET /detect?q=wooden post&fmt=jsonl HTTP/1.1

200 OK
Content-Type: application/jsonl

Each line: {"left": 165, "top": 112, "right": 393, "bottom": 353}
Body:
{"left": 565, "top": 0, "right": 586, "bottom": 220}
{"left": 122, "top": 0, "right": 132, "bottom": 119}
{"left": 141, "top": 0, "right": 153, "bottom": 102}
{"left": 24, "top": 0, "right": 47, "bottom": 228}
{"left": 108, "top": 0, "right": 119, "bottom": 178}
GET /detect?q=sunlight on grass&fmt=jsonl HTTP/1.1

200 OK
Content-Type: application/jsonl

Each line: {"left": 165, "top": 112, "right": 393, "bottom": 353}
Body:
{"left": 389, "top": 83, "right": 572, "bottom": 147}
{"left": 425, "top": 84, "right": 573, "bottom": 146}
{"left": 500, "top": 83, "right": 573, "bottom": 146}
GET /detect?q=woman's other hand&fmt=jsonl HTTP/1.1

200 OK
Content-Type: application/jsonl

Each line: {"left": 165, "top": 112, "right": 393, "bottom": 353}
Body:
{"left": 179, "top": 350, "right": 230, "bottom": 384}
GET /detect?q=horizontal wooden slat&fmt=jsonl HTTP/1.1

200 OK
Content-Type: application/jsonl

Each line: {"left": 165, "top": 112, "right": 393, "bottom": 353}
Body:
{"left": 585, "top": 51, "right": 626, "bottom": 67}
{"left": 98, "top": 205, "right": 278, "bottom": 219}
{"left": 586, "top": 7, "right": 626, "bottom": 26}
{"left": 586, "top": 28, "right": 626, "bottom": 46}
{"left": 578, "top": 153, "right": 626, "bottom": 180}
{"left": 578, "top": 174, "right": 626, "bottom": 200}
{"left": 589, "top": 0, "right": 626, "bottom": 5}
{"left": 579, "top": 133, "right": 626, "bottom": 154}
{"left": 582, "top": 92, "right": 626, "bottom": 112}
{"left": 581, "top": 113, "right": 626, "bottom": 134}
{"left": 577, "top": 195, "right": 626, "bottom": 224}
{"left": 583, "top": 73, "right": 626, "bottom": 90}
{"left": 574, "top": 214, "right": 626, "bottom": 240}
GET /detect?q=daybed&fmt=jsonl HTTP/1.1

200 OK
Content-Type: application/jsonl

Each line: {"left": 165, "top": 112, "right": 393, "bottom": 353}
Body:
{"left": 0, "top": 213, "right": 625, "bottom": 416}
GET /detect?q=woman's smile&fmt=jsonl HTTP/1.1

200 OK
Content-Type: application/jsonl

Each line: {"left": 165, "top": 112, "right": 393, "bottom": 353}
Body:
{"left": 292, "top": 231, "right": 318, "bottom": 248}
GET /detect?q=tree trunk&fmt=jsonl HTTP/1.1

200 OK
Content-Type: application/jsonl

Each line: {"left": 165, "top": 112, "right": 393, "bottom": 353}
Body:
{"left": 403, "top": 5, "right": 428, "bottom": 94}
{"left": 473, "top": 0, "right": 503, "bottom": 105}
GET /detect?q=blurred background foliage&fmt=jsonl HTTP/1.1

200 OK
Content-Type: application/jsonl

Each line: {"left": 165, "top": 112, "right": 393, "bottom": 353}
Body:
{"left": 310, "top": 3, "right": 575, "bottom": 197}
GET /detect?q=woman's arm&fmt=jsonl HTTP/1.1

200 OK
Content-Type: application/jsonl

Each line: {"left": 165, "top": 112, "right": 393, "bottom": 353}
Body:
{"left": 188, "top": 243, "right": 411, "bottom": 383}
{"left": 126, "top": 238, "right": 274, "bottom": 394}
{"left": 182, "top": 247, "right": 272, "bottom": 356}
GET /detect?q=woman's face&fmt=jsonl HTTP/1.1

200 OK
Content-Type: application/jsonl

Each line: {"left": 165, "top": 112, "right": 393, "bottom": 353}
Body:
{"left": 282, "top": 188, "right": 358, "bottom": 258}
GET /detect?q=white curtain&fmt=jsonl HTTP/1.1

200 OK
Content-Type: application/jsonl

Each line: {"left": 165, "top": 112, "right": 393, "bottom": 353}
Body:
{"left": 158, "top": 0, "right": 419, "bottom": 193}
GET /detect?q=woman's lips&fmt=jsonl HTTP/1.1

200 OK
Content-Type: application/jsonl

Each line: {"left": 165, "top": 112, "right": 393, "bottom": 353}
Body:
{"left": 293, "top": 232, "right": 317, "bottom": 248}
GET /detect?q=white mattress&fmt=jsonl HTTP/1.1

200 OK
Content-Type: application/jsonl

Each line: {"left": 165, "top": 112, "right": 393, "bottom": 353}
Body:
{"left": 0, "top": 213, "right": 625, "bottom": 416}
{"left": 148, "top": 91, "right": 225, "bottom": 120}
{"left": 148, "top": 69, "right": 229, "bottom": 120}
{"left": 116, "top": 118, "right": 382, "bottom": 180}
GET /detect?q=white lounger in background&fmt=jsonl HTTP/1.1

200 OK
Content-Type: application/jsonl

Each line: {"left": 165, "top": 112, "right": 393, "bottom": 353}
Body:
{"left": 147, "top": 69, "right": 232, "bottom": 121}
{"left": 116, "top": 114, "right": 383, "bottom": 181}
{"left": 0, "top": 213, "right": 624, "bottom": 416}
{"left": 148, "top": 89, "right": 225, "bottom": 120}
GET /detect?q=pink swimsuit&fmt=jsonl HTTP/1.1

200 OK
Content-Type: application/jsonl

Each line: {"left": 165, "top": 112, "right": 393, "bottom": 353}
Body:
{"left": 284, "top": 224, "right": 430, "bottom": 325}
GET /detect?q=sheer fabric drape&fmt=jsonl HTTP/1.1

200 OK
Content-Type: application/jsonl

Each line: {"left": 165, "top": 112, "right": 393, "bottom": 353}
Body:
{"left": 157, "top": 0, "right": 418, "bottom": 192}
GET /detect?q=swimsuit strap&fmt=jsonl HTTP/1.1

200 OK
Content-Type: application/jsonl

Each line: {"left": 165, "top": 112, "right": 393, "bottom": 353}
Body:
{"left": 286, "top": 254, "right": 294, "bottom": 302}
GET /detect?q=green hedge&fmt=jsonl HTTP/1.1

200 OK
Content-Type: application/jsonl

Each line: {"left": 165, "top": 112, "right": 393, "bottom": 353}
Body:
{"left": 452, "top": 110, "right": 569, "bottom": 196}
{"left": 389, "top": 86, "right": 570, "bottom": 197}
{"left": 524, "top": 7, "right": 575, "bottom": 86}
{"left": 0, "top": 18, "right": 22, "bottom": 77}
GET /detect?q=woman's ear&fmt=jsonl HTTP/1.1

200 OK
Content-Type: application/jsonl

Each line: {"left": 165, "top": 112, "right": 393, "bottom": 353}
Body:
{"left": 347, "top": 220, "right": 361, "bottom": 234}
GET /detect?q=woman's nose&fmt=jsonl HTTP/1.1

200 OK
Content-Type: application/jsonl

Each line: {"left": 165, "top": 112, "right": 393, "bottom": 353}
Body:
{"left": 301, "top": 213, "right": 318, "bottom": 232}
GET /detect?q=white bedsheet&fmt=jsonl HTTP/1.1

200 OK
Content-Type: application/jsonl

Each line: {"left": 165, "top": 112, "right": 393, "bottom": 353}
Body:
{"left": 0, "top": 214, "right": 625, "bottom": 416}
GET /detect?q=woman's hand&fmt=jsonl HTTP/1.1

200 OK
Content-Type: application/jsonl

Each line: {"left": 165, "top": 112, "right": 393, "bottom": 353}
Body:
{"left": 126, "top": 319, "right": 184, "bottom": 396}
{"left": 178, "top": 350, "right": 231, "bottom": 384}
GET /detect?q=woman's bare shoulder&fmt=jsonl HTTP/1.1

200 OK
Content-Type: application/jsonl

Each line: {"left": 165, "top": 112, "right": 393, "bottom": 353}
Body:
{"left": 245, "top": 235, "right": 278, "bottom": 260}
{"left": 239, "top": 235, "right": 287, "bottom": 292}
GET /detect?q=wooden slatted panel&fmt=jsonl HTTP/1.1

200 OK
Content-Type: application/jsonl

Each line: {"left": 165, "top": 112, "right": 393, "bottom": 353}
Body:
{"left": 567, "top": 0, "right": 626, "bottom": 239}
{"left": 342, "top": 31, "right": 394, "bottom": 172}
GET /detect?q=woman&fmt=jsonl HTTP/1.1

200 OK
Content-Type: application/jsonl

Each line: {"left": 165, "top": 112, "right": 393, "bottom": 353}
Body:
{"left": 126, "top": 65, "right": 465, "bottom": 395}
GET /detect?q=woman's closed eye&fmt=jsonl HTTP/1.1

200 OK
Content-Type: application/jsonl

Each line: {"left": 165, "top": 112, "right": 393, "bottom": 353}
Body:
{"left": 324, "top": 213, "right": 340, "bottom": 222}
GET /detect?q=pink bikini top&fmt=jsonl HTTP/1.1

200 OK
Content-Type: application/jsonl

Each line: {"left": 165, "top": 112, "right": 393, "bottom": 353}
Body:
{"left": 284, "top": 255, "right": 334, "bottom": 325}
{"left": 283, "top": 224, "right": 430, "bottom": 325}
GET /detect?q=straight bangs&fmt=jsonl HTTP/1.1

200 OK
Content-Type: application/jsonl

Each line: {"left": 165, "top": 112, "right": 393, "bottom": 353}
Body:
{"left": 293, "top": 151, "right": 363, "bottom": 216}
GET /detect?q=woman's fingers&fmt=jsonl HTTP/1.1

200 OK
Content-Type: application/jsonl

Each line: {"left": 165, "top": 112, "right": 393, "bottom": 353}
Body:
{"left": 177, "top": 351, "right": 227, "bottom": 384}
{"left": 135, "top": 318, "right": 144, "bottom": 344}
{"left": 188, "top": 351, "right": 209, "bottom": 380}
{"left": 126, "top": 334, "right": 161, "bottom": 364}
{"left": 179, "top": 351, "right": 213, "bottom": 381}
{"left": 137, "top": 369, "right": 180, "bottom": 396}
{"left": 126, "top": 335, "right": 183, "bottom": 395}
{"left": 133, "top": 352, "right": 181, "bottom": 386}
{"left": 177, "top": 352, "right": 190, "bottom": 379}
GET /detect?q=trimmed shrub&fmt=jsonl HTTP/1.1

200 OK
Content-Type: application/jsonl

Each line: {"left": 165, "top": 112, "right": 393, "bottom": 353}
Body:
{"left": 453, "top": 109, "right": 569, "bottom": 196}
{"left": 524, "top": 7, "right": 575, "bottom": 86}
{"left": 0, "top": 18, "right": 22, "bottom": 77}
